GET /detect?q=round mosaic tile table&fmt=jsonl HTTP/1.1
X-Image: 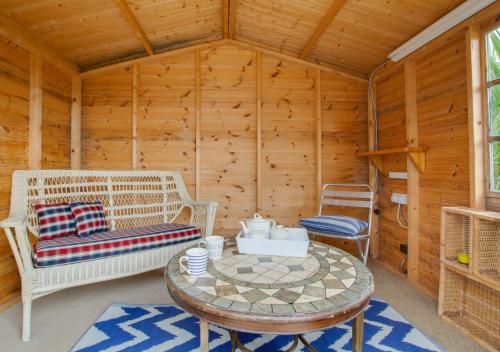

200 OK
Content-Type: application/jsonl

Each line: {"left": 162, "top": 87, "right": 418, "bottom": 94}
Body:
{"left": 165, "top": 238, "right": 374, "bottom": 352}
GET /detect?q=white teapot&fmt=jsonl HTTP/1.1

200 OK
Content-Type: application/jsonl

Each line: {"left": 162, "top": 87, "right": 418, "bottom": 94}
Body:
{"left": 240, "top": 213, "right": 276, "bottom": 236}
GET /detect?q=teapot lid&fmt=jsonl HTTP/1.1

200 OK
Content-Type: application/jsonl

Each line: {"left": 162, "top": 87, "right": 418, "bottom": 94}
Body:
{"left": 248, "top": 213, "right": 267, "bottom": 223}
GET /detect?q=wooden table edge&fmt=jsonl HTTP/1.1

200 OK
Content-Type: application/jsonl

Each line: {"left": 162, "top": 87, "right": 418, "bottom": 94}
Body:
{"left": 166, "top": 274, "right": 373, "bottom": 335}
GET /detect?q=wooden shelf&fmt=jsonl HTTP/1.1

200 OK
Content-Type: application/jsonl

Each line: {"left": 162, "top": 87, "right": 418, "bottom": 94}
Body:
{"left": 355, "top": 147, "right": 426, "bottom": 174}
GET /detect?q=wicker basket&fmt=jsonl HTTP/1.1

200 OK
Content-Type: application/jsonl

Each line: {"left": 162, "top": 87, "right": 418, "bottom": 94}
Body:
{"left": 439, "top": 267, "right": 500, "bottom": 351}
{"left": 439, "top": 207, "right": 500, "bottom": 352}
{"left": 441, "top": 211, "right": 471, "bottom": 271}
{"left": 475, "top": 217, "right": 500, "bottom": 285}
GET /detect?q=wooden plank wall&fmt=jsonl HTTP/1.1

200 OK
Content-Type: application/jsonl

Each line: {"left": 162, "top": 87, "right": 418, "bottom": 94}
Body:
{"left": 0, "top": 36, "right": 30, "bottom": 306}
{"left": 138, "top": 53, "right": 196, "bottom": 194}
{"left": 42, "top": 62, "right": 72, "bottom": 168}
{"left": 201, "top": 45, "right": 257, "bottom": 233}
{"left": 0, "top": 34, "right": 73, "bottom": 305}
{"left": 261, "top": 56, "right": 316, "bottom": 226}
{"left": 374, "top": 34, "right": 470, "bottom": 297}
{"left": 375, "top": 68, "right": 408, "bottom": 272}
{"left": 82, "top": 66, "right": 132, "bottom": 169}
{"left": 82, "top": 42, "right": 368, "bottom": 238}
{"left": 415, "top": 38, "right": 470, "bottom": 293}
{"left": 320, "top": 71, "right": 368, "bottom": 253}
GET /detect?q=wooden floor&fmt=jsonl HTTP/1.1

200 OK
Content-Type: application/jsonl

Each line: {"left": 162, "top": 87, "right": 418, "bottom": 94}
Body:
{"left": 0, "top": 261, "right": 486, "bottom": 352}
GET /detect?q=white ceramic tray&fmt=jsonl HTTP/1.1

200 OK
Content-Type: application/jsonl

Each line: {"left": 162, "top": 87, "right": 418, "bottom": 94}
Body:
{"left": 235, "top": 227, "right": 309, "bottom": 257}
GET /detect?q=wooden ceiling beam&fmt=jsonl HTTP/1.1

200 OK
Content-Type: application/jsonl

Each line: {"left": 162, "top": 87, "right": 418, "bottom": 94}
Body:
{"left": 0, "top": 12, "right": 79, "bottom": 74}
{"left": 299, "top": 0, "right": 348, "bottom": 59}
{"left": 115, "top": 0, "right": 154, "bottom": 56}
{"left": 228, "top": 0, "right": 238, "bottom": 39}
{"left": 222, "top": 0, "right": 229, "bottom": 38}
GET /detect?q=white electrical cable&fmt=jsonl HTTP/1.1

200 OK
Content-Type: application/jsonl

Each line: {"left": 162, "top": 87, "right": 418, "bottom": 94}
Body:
{"left": 397, "top": 203, "right": 408, "bottom": 229}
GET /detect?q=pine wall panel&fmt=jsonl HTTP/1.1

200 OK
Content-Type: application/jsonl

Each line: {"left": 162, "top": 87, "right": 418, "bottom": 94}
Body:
{"left": 375, "top": 68, "right": 408, "bottom": 274}
{"left": 138, "top": 53, "right": 196, "bottom": 195}
{"left": 261, "top": 56, "right": 317, "bottom": 226}
{"left": 320, "top": 71, "right": 368, "bottom": 253}
{"left": 374, "top": 34, "right": 471, "bottom": 297}
{"left": 82, "top": 42, "right": 368, "bottom": 237}
{"left": 0, "top": 34, "right": 75, "bottom": 305}
{"left": 200, "top": 45, "right": 257, "bottom": 233}
{"left": 82, "top": 66, "right": 133, "bottom": 169}
{"left": 415, "top": 37, "right": 469, "bottom": 295}
{"left": 41, "top": 62, "right": 72, "bottom": 169}
{"left": 0, "top": 36, "right": 30, "bottom": 305}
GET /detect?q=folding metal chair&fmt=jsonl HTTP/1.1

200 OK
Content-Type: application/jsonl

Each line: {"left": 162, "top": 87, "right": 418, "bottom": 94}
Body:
{"left": 299, "top": 183, "right": 374, "bottom": 264}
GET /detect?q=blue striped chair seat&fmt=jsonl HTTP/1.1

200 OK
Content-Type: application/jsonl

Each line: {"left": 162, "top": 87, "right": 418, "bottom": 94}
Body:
{"left": 299, "top": 215, "right": 368, "bottom": 236}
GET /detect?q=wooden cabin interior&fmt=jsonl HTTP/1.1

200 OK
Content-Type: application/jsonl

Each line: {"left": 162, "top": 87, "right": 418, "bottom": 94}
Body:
{"left": 0, "top": 0, "right": 499, "bottom": 351}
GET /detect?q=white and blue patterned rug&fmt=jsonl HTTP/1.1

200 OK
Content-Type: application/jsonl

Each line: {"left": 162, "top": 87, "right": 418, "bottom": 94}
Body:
{"left": 72, "top": 298, "right": 444, "bottom": 352}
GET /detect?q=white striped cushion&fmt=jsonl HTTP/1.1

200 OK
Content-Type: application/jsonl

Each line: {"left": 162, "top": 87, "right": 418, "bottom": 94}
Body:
{"left": 299, "top": 215, "right": 368, "bottom": 236}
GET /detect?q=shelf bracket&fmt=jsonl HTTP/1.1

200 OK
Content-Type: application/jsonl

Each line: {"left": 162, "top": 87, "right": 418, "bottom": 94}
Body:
{"left": 408, "top": 151, "right": 425, "bottom": 174}
{"left": 369, "top": 156, "right": 384, "bottom": 175}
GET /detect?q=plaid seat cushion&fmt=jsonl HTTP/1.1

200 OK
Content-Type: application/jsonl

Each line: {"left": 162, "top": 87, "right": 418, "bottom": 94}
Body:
{"left": 33, "top": 223, "right": 202, "bottom": 267}
{"left": 299, "top": 215, "right": 368, "bottom": 236}
{"left": 70, "top": 201, "right": 109, "bottom": 237}
{"left": 35, "top": 203, "right": 77, "bottom": 241}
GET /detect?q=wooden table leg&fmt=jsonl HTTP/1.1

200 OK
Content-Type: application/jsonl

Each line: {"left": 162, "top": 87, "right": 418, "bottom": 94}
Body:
{"left": 352, "top": 311, "right": 364, "bottom": 352}
{"left": 200, "top": 319, "right": 209, "bottom": 352}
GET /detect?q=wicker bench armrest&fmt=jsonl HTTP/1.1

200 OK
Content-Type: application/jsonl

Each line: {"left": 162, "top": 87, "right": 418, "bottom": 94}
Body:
{"left": 0, "top": 211, "right": 27, "bottom": 228}
{"left": 184, "top": 200, "right": 218, "bottom": 236}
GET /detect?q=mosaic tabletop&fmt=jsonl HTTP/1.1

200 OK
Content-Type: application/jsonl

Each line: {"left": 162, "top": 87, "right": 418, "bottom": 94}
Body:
{"left": 166, "top": 238, "right": 373, "bottom": 316}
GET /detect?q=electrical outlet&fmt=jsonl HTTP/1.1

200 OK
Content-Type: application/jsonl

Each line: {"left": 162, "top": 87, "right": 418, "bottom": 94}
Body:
{"left": 391, "top": 192, "right": 408, "bottom": 205}
{"left": 388, "top": 172, "right": 408, "bottom": 180}
{"left": 399, "top": 243, "right": 408, "bottom": 254}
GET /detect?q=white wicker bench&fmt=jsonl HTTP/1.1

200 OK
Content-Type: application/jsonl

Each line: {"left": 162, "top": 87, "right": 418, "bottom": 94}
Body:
{"left": 0, "top": 170, "right": 217, "bottom": 342}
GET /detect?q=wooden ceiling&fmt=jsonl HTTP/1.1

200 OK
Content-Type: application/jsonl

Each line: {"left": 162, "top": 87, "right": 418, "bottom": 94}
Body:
{"left": 0, "top": 0, "right": 467, "bottom": 74}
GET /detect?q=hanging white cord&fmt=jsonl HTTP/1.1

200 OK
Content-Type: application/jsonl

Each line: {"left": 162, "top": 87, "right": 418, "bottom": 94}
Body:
{"left": 396, "top": 203, "right": 408, "bottom": 229}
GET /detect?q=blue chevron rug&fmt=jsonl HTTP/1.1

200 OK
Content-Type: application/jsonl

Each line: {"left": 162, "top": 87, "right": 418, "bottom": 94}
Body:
{"left": 72, "top": 298, "right": 445, "bottom": 352}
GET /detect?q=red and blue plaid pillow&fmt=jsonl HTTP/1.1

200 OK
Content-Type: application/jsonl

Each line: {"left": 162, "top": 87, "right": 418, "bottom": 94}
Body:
{"left": 35, "top": 203, "right": 78, "bottom": 241}
{"left": 69, "top": 201, "right": 109, "bottom": 237}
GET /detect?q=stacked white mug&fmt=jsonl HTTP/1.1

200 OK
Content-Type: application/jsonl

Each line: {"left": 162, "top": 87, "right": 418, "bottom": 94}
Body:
{"left": 198, "top": 235, "right": 224, "bottom": 260}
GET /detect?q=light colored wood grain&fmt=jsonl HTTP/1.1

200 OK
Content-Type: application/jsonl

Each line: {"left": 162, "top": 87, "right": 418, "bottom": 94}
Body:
{"left": 300, "top": 0, "right": 348, "bottom": 59}
{"left": 132, "top": 63, "right": 139, "bottom": 169}
{"left": 42, "top": 61, "right": 72, "bottom": 169}
{"left": 368, "top": 81, "right": 379, "bottom": 258}
{"left": 228, "top": 0, "right": 237, "bottom": 39}
{"left": 415, "top": 36, "right": 469, "bottom": 296}
{"left": 199, "top": 319, "right": 209, "bottom": 352}
{"left": 137, "top": 53, "right": 196, "bottom": 195}
{"left": 71, "top": 75, "right": 81, "bottom": 169}
{"left": 81, "top": 41, "right": 370, "bottom": 248}
{"left": 311, "top": 0, "right": 468, "bottom": 73}
{"left": 405, "top": 59, "right": 420, "bottom": 285}
{"left": 315, "top": 69, "right": 322, "bottom": 211}
{"left": 29, "top": 52, "right": 42, "bottom": 170}
{"left": 200, "top": 44, "right": 257, "bottom": 233}
{"left": 256, "top": 50, "right": 263, "bottom": 212}
{"left": 195, "top": 49, "right": 201, "bottom": 200}
{"left": 232, "top": 39, "right": 367, "bottom": 83}
{"left": 82, "top": 65, "right": 133, "bottom": 170}
{"left": 375, "top": 67, "right": 408, "bottom": 274}
{"left": 353, "top": 311, "right": 364, "bottom": 352}
{"left": 466, "top": 24, "right": 486, "bottom": 209}
{"left": 115, "top": 0, "right": 154, "bottom": 56}
{"left": 83, "top": 38, "right": 367, "bottom": 83}
{"left": 222, "top": 0, "right": 229, "bottom": 38}
{"left": 0, "top": 34, "right": 29, "bottom": 306}
{"left": 0, "top": 11, "right": 79, "bottom": 74}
